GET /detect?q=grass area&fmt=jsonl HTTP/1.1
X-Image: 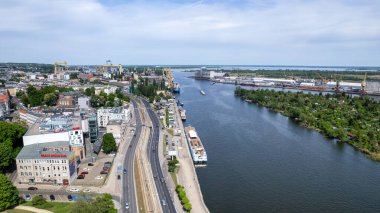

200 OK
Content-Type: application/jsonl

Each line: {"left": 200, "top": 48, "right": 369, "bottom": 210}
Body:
{"left": 160, "top": 118, "right": 164, "bottom": 127}
{"left": 170, "top": 172, "right": 178, "bottom": 186}
{"left": 22, "top": 202, "right": 73, "bottom": 213}
{"left": 167, "top": 128, "right": 174, "bottom": 136}
{"left": 4, "top": 209, "right": 34, "bottom": 213}
{"left": 134, "top": 157, "right": 146, "bottom": 213}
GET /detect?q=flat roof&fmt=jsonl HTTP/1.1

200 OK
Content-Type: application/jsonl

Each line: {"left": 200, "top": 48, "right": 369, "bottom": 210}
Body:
{"left": 25, "top": 116, "right": 82, "bottom": 136}
{"left": 17, "top": 141, "right": 73, "bottom": 159}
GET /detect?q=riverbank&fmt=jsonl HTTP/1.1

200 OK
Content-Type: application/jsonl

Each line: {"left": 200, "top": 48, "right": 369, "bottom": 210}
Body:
{"left": 235, "top": 87, "right": 380, "bottom": 162}
{"left": 170, "top": 100, "right": 209, "bottom": 213}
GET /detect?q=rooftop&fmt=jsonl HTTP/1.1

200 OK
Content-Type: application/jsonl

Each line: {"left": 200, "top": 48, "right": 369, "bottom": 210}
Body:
{"left": 25, "top": 116, "right": 82, "bottom": 136}
{"left": 17, "top": 141, "right": 73, "bottom": 159}
{"left": 98, "top": 105, "right": 129, "bottom": 114}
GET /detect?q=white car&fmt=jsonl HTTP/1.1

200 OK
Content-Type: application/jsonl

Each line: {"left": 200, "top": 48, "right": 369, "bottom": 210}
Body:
{"left": 95, "top": 176, "right": 104, "bottom": 180}
{"left": 70, "top": 188, "right": 79, "bottom": 193}
{"left": 125, "top": 202, "right": 129, "bottom": 209}
{"left": 83, "top": 168, "right": 90, "bottom": 171}
{"left": 83, "top": 188, "right": 91, "bottom": 193}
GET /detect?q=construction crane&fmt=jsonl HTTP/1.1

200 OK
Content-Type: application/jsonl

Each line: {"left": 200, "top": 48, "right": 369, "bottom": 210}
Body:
{"left": 54, "top": 61, "right": 68, "bottom": 74}
{"left": 102, "top": 63, "right": 123, "bottom": 75}
{"left": 361, "top": 72, "right": 367, "bottom": 95}
{"left": 317, "top": 73, "right": 327, "bottom": 91}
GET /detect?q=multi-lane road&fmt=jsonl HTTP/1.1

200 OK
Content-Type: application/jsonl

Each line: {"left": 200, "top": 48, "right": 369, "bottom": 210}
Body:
{"left": 121, "top": 99, "right": 143, "bottom": 213}
{"left": 140, "top": 98, "right": 177, "bottom": 213}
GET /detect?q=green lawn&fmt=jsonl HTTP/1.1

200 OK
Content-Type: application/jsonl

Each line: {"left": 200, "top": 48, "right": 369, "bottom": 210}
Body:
{"left": 22, "top": 202, "right": 73, "bottom": 213}
{"left": 170, "top": 172, "right": 178, "bottom": 186}
{"left": 4, "top": 209, "right": 34, "bottom": 213}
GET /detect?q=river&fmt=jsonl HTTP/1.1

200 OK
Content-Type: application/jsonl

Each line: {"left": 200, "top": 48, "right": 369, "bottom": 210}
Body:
{"left": 173, "top": 70, "right": 380, "bottom": 213}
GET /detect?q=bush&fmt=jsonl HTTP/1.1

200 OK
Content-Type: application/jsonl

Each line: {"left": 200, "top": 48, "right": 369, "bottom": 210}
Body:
{"left": 175, "top": 185, "right": 192, "bottom": 212}
{"left": 32, "top": 196, "right": 47, "bottom": 206}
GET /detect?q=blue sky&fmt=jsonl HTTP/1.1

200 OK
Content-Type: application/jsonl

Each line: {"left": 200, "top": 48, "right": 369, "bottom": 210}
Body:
{"left": 0, "top": 0, "right": 379, "bottom": 66}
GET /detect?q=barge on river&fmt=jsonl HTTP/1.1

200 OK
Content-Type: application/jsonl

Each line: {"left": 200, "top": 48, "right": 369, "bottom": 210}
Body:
{"left": 185, "top": 126, "right": 207, "bottom": 165}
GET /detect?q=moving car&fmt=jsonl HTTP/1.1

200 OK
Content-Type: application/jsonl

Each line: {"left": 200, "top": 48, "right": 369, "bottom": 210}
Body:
{"left": 162, "top": 200, "right": 167, "bottom": 206}
{"left": 123, "top": 169, "right": 127, "bottom": 174}
{"left": 125, "top": 202, "right": 129, "bottom": 209}
{"left": 27, "top": 187, "right": 38, "bottom": 190}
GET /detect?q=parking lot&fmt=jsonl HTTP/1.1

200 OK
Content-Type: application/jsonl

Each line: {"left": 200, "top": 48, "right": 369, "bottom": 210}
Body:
{"left": 71, "top": 153, "right": 114, "bottom": 187}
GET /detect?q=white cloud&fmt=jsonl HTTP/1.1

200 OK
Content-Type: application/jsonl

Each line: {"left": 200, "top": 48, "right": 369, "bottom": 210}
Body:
{"left": 0, "top": 0, "right": 379, "bottom": 65}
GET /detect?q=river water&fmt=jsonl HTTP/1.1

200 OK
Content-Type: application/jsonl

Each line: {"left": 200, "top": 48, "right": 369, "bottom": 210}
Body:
{"left": 173, "top": 70, "right": 380, "bottom": 213}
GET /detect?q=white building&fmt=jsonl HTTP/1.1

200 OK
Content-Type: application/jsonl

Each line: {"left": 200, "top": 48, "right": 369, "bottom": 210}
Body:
{"left": 16, "top": 141, "right": 77, "bottom": 186}
{"left": 19, "top": 109, "right": 44, "bottom": 126}
{"left": 22, "top": 116, "right": 85, "bottom": 160}
{"left": 78, "top": 96, "right": 90, "bottom": 110}
{"left": 97, "top": 105, "right": 130, "bottom": 128}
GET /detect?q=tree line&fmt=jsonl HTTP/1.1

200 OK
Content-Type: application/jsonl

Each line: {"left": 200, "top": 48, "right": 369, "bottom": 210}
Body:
{"left": 235, "top": 87, "right": 380, "bottom": 160}
{"left": 16, "top": 85, "right": 74, "bottom": 107}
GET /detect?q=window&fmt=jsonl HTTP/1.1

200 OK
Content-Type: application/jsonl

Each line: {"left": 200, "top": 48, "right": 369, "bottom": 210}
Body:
{"left": 29, "top": 172, "right": 32, "bottom": 176}
{"left": 43, "top": 167, "right": 45, "bottom": 171}
{"left": 47, "top": 167, "right": 50, "bottom": 171}
{"left": 36, "top": 172, "right": 38, "bottom": 176}
{"left": 21, "top": 172, "right": 23, "bottom": 176}
{"left": 35, "top": 166, "right": 37, "bottom": 170}
{"left": 53, "top": 166, "right": 55, "bottom": 170}
{"left": 20, "top": 166, "right": 23, "bottom": 170}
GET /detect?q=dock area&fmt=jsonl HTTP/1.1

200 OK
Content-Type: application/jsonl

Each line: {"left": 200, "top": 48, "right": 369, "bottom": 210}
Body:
{"left": 169, "top": 100, "right": 209, "bottom": 213}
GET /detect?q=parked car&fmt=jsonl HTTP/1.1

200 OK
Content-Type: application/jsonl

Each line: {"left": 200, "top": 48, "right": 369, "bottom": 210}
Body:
{"left": 77, "top": 175, "right": 85, "bottom": 179}
{"left": 25, "top": 194, "right": 31, "bottom": 200}
{"left": 27, "top": 187, "right": 38, "bottom": 191}
{"left": 95, "top": 176, "right": 104, "bottom": 180}
{"left": 49, "top": 194, "right": 55, "bottom": 201}
{"left": 103, "top": 164, "right": 112, "bottom": 168}
{"left": 102, "top": 167, "right": 110, "bottom": 171}
{"left": 88, "top": 163, "right": 94, "bottom": 166}
{"left": 83, "top": 168, "right": 90, "bottom": 171}
{"left": 68, "top": 195, "right": 73, "bottom": 201}
{"left": 83, "top": 188, "right": 91, "bottom": 193}
{"left": 81, "top": 171, "right": 89, "bottom": 175}
{"left": 104, "top": 161, "right": 112, "bottom": 165}
{"left": 100, "top": 171, "right": 108, "bottom": 174}
{"left": 117, "top": 175, "right": 121, "bottom": 180}
{"left": 70, "top": 188, "right": 79, "bottom": 193}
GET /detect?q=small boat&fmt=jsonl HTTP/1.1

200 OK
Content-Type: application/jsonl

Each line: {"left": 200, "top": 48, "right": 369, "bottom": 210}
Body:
{"left": 200, "top": 90, "right": 206, "bottom": 95}
{"left": 177, "top": 100, "right": 184, "bottom": 107}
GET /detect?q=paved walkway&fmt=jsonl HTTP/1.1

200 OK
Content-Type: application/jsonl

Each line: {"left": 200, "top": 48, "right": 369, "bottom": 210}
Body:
{"left": 11, "top": 206, "right": 53, "bottom": 213}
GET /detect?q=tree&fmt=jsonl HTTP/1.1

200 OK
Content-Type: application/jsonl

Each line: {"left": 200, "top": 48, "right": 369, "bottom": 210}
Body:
{"left": 102, "top": 133, "right": 117, "bottom": 154}
{"left": 0, "top": 122, "right": 27, "bottom": 172}
{"left": 43, "top": 93, "right": 58, "bottom": 106}
{"left": 70, "top": 193, "right": 116, "bottom": 213}
{"left": 0, "top": 174, "right": 19, "bottom": 211}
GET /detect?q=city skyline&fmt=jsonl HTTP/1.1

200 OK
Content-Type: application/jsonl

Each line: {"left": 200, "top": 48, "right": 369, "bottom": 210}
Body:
{"left": 1, "top": 0, "right": 380, "bottom": 66}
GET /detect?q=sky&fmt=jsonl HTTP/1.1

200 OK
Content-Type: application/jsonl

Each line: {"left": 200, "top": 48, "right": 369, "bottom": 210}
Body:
{"left": 0, "top": 0, "right": 380, "bottom": 66}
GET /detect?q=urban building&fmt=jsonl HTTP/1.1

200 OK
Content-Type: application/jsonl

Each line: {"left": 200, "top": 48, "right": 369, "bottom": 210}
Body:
{"left": 106, "top": 120, "right": 123, "bottom": 143}
{"left": 22, "top": 116, "right": 85, "bottom": 161}
{"left": 57, "top": 92, "right": 79, "bottom": 107}
{"left": 97, "top": 105, "right": 130, "bottom": 128}
{"left": 19, "top": 109, "right": 44, "bottom": 126}
{"left": 194, "top": 69, "right": 225, "bottom": 79}
{"left": 16, "top": 141, "right": 77, "bottom": 186}
{"left": 0, "top": 94, "right": 10, "bottom": 119}
{"left": 78, "top": 96, "right": 90, "bottom": 110}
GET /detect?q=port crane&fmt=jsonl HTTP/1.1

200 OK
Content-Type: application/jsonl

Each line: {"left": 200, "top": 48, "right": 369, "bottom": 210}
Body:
{"left": 317, "top": 73, "right": 327, "bottom": 91}
{"left": 102, "top": 60, "right": 123, "bottom": 75}
{"left": 54, "top": 61, "right": 68, "bottom": 74}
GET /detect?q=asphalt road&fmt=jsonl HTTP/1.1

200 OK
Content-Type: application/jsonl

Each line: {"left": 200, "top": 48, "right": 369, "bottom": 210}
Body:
{"left": 140, "top": 98, "right": 177, "bottom": 213}
{"left": 121, "top": 99, "right": 143, "bottom": 213}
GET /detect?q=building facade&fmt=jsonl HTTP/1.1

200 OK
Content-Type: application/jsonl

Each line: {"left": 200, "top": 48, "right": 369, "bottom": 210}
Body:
{"left": 16, "top": 141, "right": 77, "bottom": 186}
{"left": 97, "top": 105, "right": 130, "bottom": 128}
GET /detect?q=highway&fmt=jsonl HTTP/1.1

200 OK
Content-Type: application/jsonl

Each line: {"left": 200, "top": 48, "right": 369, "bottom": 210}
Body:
{"left": 121, "top": 99, "right": 143, "bottom": 213}
{"left": 140, "top": 98, "right": 177, "bottom": 213}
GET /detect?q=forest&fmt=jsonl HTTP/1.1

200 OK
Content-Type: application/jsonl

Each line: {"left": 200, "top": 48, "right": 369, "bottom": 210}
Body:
{"left": 235, "top": 87, "right": 380, "bottom": 160}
